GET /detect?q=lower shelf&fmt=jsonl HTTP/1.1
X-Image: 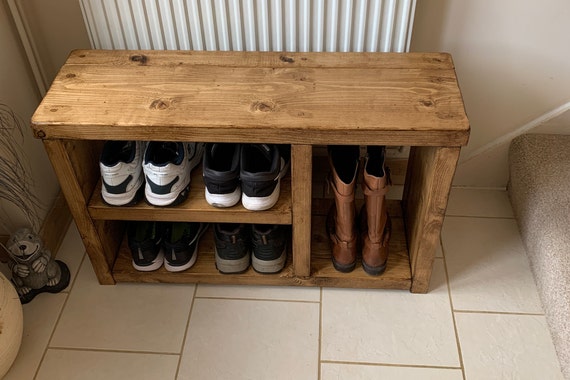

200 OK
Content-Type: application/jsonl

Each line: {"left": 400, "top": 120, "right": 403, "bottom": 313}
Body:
{"left": 112, "top": 200, "right": 412, "bottom": 290}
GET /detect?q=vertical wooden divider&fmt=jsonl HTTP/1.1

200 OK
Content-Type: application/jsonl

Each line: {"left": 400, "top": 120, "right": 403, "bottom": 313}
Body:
{"left": 291, "top": 144, "right": 313, "bottom": 277}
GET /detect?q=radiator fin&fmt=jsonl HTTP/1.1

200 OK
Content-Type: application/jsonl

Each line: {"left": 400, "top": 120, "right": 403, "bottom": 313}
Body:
{"left": 80, "top": 0, "right": 416, "bottom": 53}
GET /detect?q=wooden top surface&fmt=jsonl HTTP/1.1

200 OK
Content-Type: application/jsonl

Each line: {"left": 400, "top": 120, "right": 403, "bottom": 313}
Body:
{"left": 32, "top": 50, "right": 469, "bottom": 146}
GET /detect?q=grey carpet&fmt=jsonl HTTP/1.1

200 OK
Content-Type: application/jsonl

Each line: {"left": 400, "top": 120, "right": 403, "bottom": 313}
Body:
{"left": 508, "top": 134, "right": 570, "bottom": 379}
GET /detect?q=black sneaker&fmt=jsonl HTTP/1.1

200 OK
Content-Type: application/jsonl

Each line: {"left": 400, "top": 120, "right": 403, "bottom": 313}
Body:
{"left": 240, "top": 144, "right": 287, "bottom": 211}
{"left": 127, "top": 221, "right": 165, "bottom": 271}
{"left": 251, "top": 224, "right": 287, "bottom": 274}
{"left": 213, "top": 223, "right": 251, "bottom": 274}
{"left": 162, "top": 222, "right": 209, "bottom": 272}
{"left": 203, "top": 143, "right": 241, "bottom": 208}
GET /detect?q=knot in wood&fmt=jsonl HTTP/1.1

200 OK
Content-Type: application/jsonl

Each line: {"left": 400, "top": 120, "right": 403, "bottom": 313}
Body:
{"left": 420, "top": 99, "right": 434, "bottom": 107}
{"left": 130, "top": 54, "right": 148, "bottom": 65}
{"left": 279, "top": 55, "right": 295, "bottom": 63}
{"left": 65, "top": 73, "right": 76, "bottom": 79}
{"left": 36, "top": 130, "right": 46, "bottom": 138}
{"left": 251, "top": 100, "right": 276, "bottom": 113}
{"left": 150, "top": 99, "right": 170, "bottom": 110}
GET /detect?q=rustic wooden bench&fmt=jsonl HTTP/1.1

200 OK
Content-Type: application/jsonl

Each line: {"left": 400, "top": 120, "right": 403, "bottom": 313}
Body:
{"left": 32, "top": 50, "right": 469, "bottom": 293}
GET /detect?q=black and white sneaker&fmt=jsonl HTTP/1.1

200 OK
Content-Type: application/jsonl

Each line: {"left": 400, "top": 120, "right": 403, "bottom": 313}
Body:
{"left": 203, "top": 143, "right": 241, "bottom": 208}
{"left": 99, "top": 141, "right": 144, "bottom": 206}
{"left": 127, "top": 221, "right": 165, "bottom": 271}
{"left": 143, "top": 142, "right": 205, "bottom": 206}
{"left": 251, "top": 224, "right": 287, "bottom": 274}
{"left": 162, "top": 222, "right": 208, "bottom": 272}
{"left": 240, "top": 144, "right": 288, "bottom": 211}
{"left": 213, "top": 223, "right": 251, "bottom": 274}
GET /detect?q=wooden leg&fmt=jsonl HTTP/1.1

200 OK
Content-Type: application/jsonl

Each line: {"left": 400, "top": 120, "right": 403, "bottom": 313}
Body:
{"left": 43, "top": 140, "right": 116, "bottom": 284}
{"left": 402, "top": 146, "right": 460, "bottom": 293}
{"left": 291, "top": 144, "right": 312, "bottom": 277}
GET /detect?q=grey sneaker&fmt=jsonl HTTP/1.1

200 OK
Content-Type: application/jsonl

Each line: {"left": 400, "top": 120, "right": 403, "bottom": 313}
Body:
{"left": 213, "top": 223, "right": 251, "bottom": 274}
{"left": 251, "top": 224, "right": 287, "bottom": 274}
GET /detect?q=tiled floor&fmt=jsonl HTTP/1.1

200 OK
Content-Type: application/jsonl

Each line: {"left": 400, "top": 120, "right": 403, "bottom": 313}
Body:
{"left": 2, "top": 188, "right": 564, "bottom": 379}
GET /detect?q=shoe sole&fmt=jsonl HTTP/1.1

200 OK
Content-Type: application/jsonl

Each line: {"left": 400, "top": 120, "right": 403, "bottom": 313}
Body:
{"left": 214, "top": 247, "right": 251, "bottom": 274}
{"left": 252, "top": 246, "right": 287, "bottom": 274}
{"left": 163, "top": 224, "right": 208, "bottom": 272}
{"left": 205, "top": 186, "right": 241, "bottom": 208}
{"left": 331, "top": 257, "right": 356, "bottom": 273}
{"left": 241, "top": 180, "right": 280, "bottom": 211}
{"left": 132, "top": 250, "right": 165, "bottom": 272}
{"left": 362, "top": 260, "right": 387, "bottom": 276}
{"left": 145, "top": 182, "right": 190, "bottom": 207}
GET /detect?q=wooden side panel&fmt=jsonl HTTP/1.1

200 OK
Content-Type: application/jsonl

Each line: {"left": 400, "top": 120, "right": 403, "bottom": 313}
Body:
{"left": 38, "top": 191, "right": 72, "bottom": 256}
{"left": 291, "top": 144, "right": 312, "bottom": 277}
{"left": 43, "top": 139, "right": 115, "bottom": 284}
{"left": 403, "top": 146, "right": 460, "bottom": 293}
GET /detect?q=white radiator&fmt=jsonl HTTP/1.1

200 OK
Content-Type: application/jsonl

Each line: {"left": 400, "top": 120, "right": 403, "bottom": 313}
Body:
{"left": 79, "top": 0, "right": 416, "bottom": 53}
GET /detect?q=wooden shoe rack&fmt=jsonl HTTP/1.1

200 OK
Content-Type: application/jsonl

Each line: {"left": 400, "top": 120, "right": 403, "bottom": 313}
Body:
{"left": 31, "top": 50, "right": 469, "bottom": 293}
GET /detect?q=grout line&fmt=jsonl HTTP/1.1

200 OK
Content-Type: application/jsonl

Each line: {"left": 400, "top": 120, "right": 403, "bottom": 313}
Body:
{"left": 318, "top": 287, "right": 323, "bottom": 380}
{"left": 319, "top": 359, "right": 462, "bottom": 370}
{"left": 453, "top": 309, "right": 545, "bottom": 317}
{"left": 175, "top": 284, "right": 199, "bottom": 379}
{"left": 33, "top": 250, "right": 88, "bottom": 380}
{"left": 193, "top": 295, "right": 321, "bottom": 304}
{"left": 440, "top": 236, "right": 467, "bottom": 380}
{"left": 40, "top": 346, "right": 180, "bottom": 356}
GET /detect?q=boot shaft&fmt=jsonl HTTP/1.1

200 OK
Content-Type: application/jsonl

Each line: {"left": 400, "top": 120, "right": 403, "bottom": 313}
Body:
{"left": 328, "top": 146, "right": 360, "bottom": 241}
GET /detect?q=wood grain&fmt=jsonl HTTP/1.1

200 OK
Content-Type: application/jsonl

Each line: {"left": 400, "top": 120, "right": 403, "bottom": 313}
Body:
{"left": 32, "top": 50, "right": 469, "bottom": 146}
{"left": 43, "top": 140, "right": 115, "bottom": 284}
{"left": 402, "top": 146, "right": 460, "bottom": 293}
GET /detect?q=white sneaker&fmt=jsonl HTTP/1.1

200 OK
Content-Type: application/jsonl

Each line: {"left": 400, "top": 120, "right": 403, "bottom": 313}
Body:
{"left": 143, "top": 142, "right": 204, "bottom": 206}
{"left": 99, "top": 141, "right": 144, "bottom": 206}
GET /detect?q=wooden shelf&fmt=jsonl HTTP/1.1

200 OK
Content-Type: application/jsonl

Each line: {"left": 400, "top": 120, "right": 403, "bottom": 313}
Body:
{"left": 112, "top": 199, "right": 411, "bottom": 290}
{"left": 89, "top": 167, "right": 292, "bottom": 225}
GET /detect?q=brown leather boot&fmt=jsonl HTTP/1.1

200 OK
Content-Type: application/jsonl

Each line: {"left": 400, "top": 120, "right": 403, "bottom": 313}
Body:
{"left": 360, "top": 146, "right": 391, "bottom": 276}
{"left": 326, "top": 146, "right": 360, "bottom": 273}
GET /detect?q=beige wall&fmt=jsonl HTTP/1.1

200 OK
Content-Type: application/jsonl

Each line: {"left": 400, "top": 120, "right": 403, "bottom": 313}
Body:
{"left": 0, "top": 2, "right": 50, "bottom": 234}
{"left": 0, "top": 0, "right": 89, "bottom": 234}
{"left": 412, "top": 0, "right": 570, "bottom": 187}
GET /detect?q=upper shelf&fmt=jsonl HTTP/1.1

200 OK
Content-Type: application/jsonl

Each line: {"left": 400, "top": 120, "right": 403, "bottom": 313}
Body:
{"left": 32, "top": 50, "right": 470, "bottom": 147}
{"left": 88, "top": 167, "right": 293, "bottom": 225}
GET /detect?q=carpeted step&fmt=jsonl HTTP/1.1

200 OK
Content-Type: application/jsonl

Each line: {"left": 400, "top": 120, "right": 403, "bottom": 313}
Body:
{"left": 508, "top": 133, "right": 570, "bottom": 379}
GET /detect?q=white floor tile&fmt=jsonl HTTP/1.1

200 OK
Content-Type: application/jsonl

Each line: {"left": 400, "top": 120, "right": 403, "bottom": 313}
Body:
{"left": 54, "top": 222, "right": 85, "bottom": 291}
{"left": 446, "top": 188, "right": 514, "bottom": 218}
{"left": 178, "top": 298, "right": 319, "bottom": 380}
{"left": 442, "top": 217, "right": 543, "bottom": 313}
{"left": 36, "top": 349, "right": 179, "bottom": 380}
{"left": 456, "top": 312, "right": 563, "bottom": 380}
{"left": 3, "top": 293, "right": 67, "bottom": 380}
{"left": 50, "top": 259, "right": 195, "bottom": 353}
{"left": 321, "top": 362, "right": 463, "bottom": 380}
{"left": 196, "top": 284, "right": 320, "bottom": 302}
{"left": 321, "top": 261, "right": 459, "bottom": 367}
